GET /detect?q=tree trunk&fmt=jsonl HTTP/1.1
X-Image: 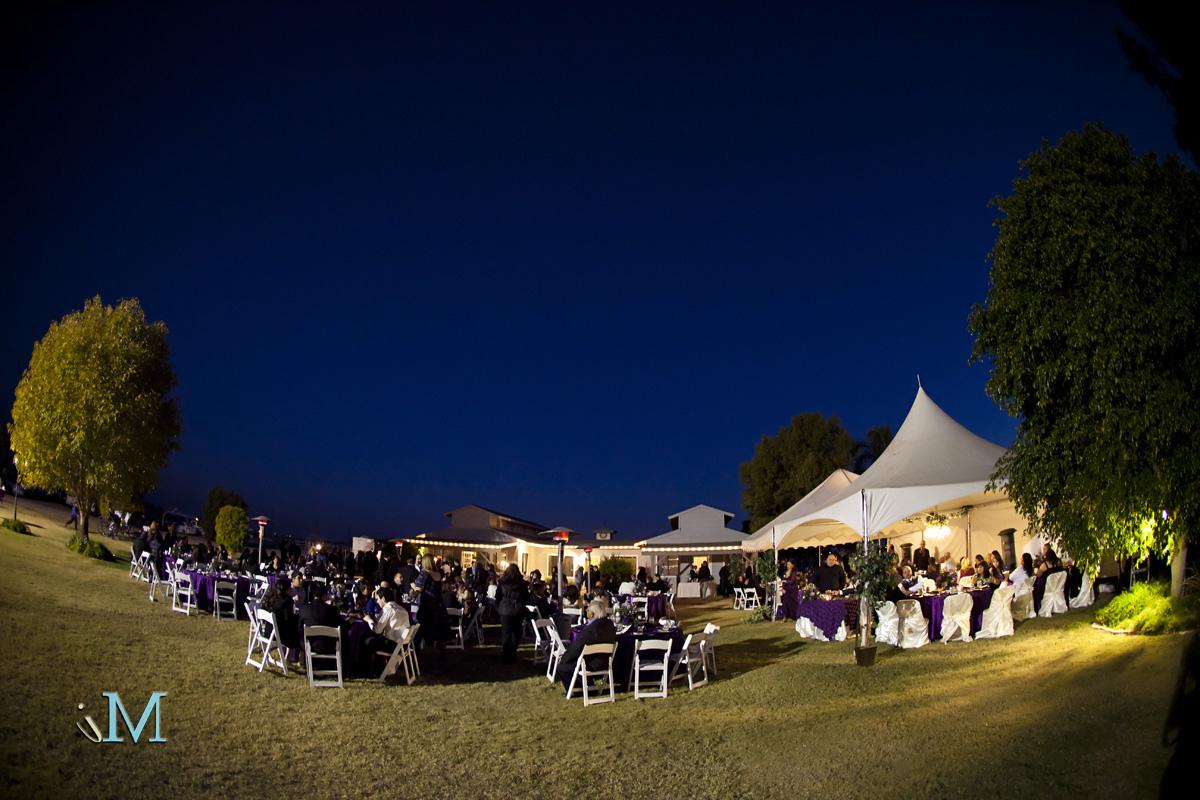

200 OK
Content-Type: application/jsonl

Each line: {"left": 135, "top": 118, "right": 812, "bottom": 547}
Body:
{"left": 1170, "top": 542, "right": 1187, "bottom": 598}
{"left": 80, "top": 504, "right": 90, "bottom": 541}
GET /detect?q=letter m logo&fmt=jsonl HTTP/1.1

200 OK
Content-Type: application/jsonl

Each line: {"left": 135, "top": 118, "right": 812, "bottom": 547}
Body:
{"left": 103, "top": 692, "right": 167, "bottom": 743}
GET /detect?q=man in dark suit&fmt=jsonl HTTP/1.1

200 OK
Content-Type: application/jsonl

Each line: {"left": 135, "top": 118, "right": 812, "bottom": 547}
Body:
{"left": 814, "top": 553, "right": 847, "bottom": 592}
{"left": 298, "top": 582, "right": 344, "bottom": 655}
{"left": 913, "top": 539, "right": 931, "bottom": 572}
{"left": 555, "top": 601, "right": 617, "bottom": 691}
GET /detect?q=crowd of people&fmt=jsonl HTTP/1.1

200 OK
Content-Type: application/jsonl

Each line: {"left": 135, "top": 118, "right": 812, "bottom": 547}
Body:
{"left": 145, "top": 535, "right": 685, "bottom": 683}
{"left": 775, "top": 539, "right": 1083, "bottom": 618}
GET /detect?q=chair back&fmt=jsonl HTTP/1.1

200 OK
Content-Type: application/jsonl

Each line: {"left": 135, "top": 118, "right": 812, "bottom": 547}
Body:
{"left": 896, "top": 599, "right": 921, "bottom": 620}
{"left": 580, "top": 643, "right": 614, "bottom": 659}
{"left": 943, "top": 592, "right": 973, "bottom": 617}
{"left": 635, "top": 638, "right": 671, "bottom": 654}
{"left": 1046, "top": 570, "right": 1067, "bottom": 595}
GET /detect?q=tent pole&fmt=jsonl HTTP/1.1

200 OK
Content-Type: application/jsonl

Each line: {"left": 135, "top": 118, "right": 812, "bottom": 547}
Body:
{"left": 966, "top": 509, "right": 972, "bottom": 559}
{"left": 857, "top": 491, "right": 871, "bottom": 651}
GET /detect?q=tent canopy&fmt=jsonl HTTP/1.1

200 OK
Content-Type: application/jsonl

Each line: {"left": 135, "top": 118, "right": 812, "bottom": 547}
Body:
{"left": 745, "top": 387, "right": 1013, "bottom": 551}
{"left": 741, "top": 468, "right": 859, "bottom": 550}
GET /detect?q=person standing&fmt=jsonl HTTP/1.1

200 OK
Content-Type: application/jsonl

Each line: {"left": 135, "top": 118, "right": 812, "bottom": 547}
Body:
{"left": 495, "top": 563, "right": 529, "bottom": 664}
{"left": 913, "top": 539, "right": 931, "bottom": 572}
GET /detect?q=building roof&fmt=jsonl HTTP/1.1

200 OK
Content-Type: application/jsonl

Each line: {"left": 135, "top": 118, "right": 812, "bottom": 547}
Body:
{"left": 446, "top": 503, "right": 547, "bottom": 532}
{"left": 639, "top": 504, "right": 748, "bottom": 550}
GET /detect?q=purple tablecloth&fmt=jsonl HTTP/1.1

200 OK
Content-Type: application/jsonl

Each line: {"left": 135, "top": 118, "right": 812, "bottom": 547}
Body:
{"left": 569, "top": 626, "right": 684, "bottom": 689}
{"left": 796, "top": 598, "right": 848, "bottom": 639}
{"left": 618, "top": 594, "right": 670, "bottom": 619}
{"left": 917, "top": 587, "right": 994, "bottom": 641}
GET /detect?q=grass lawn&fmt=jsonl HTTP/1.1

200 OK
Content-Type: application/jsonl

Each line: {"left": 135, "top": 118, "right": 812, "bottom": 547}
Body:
{"left": 0, "top": 498, "right": 1188, "bottom": 799}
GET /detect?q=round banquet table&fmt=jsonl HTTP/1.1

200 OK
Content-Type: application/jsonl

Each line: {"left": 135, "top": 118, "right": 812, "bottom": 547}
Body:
{"left": 569, "top": 625, "right": 685, "bottom": 690}
{"left": 916, "top": 587, "right": 994, "bottom": 640}
{"left": 795, "top": 597, "right": 849, "bottom": 640}
{"left": 616, "top": 593, "right": 670, "bottom": 620}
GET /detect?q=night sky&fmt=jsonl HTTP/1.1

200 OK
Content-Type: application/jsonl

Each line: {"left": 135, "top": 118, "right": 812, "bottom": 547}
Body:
{"left": 2, "top": 2, "right": 1182, "bottom": 541}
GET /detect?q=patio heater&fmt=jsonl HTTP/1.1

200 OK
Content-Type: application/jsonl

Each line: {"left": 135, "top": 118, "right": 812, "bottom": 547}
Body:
{"left": 545, "top": 527, "right": 575, "bottom": 599}
{"left": 251, "top": 515, "right": 271, "bottom": 567}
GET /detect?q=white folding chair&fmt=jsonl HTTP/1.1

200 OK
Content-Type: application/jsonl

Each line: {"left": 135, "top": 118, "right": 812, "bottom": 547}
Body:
{"left": 669, "top": 633, "right": 708, "bottom": 690}
{"left": 377, "top": 622, "right": 420, "bottom": 684}
{"left": 445, "top": 607, "right": 466, "bottom": 650}
{"left": 665, "top": 591, "right": 676, "bottom": 616}
{"left": 525, "top": 604, "right": 543, "bottom": 642}
{"left": 545, "top": 624, "right": 567, "bottom": 684}
{"left": 139, "top": 552, "right": 153, "bottom": 583}
{"left": 702, "top": 623, "right": 720, "bottom": 677}
{"left": 1011, "top": 577, "right": 1036, "bottom": 620}
{"left": 303, "top": 625, "right": 344, "bottom": 688}
{"left": 732, "top": 587, "right": 746, "bottom": 610}
{"left": 243, "top": 601, "right": 261, "bottom": 660}
{"left": 875, "top": 602, "right": 900, "bottom": 646}
{"left": 975, "top": 586, "right": 1015, "bottom": 639}
{"left": 1039, "top": 571, "right": 1069, "bottom": 617}
{"left": 1070, "top": 571, "right": 1095, "bottom": 609}
{"left": 742, "top": 588, "right": 760, "bottom": 611}
{"left": 561, "top": 607, "right": 583, "bottom": 625}
{"left": 632, "top": 639, "right": 672, "bottom": 699}
{"left": 147, "top": 562, "right": 170, "bottom": 603}
{"left": 895, "top": 599, "right": 930, "bottom": 649}
{"left": 940, "top": 592, "right": 974, "bottom": 643}
{"left": 252, "top": 576, "right": 271, "bottom": 601}
{"left": 565, "top": 643, "right": 616, "bottom": 706}
{"left": 129, "top": 552, "right": 142, "bottom": 580}
{"left": 213, "top": 580, "right": 238, "bottom": 622}
{"left": 630, "top": 597, "right": 649, "bottom": 618}
{"left": 531, "top": 618, "right": 554, "bottom": 665}
{"left": 246, "top": 608, "right": 288, "bottom": 676}
{"left": 172, "top": 572, "right": 196, "bottom": 616}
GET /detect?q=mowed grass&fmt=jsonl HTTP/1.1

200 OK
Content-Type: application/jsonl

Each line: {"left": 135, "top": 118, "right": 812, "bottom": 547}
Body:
{"left": 0, "top": 499, "right": 1188, "bottom": 800}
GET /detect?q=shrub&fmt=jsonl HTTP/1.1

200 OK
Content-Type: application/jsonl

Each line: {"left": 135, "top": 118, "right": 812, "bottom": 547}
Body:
{"left": 744, "top": 603, "right": 773, "bottom": 624}
{"left": 597, "top": 556, "right": 634, "bottom": 585}
{"left": 66, "top": 534, "right": 114, "bottom": 561}
{"left": 1094, "top": 581, "right": 1199, "bottom": 634}
{"left": 1, "top": 518, "right": 32, "bottom": 535}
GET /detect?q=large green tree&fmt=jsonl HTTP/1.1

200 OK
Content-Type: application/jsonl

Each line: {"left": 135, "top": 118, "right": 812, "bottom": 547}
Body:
{"left": 214, "top": 504, "right": 249, "bottom": 555}
{"left": 740, "top": 413, "right": 858, "bottom": 533}
{"left": 9, "top": 297, "right": 181, "bottom": 541}
{"left": 201, "top": 486, "right": 247, "bottom": 541}
{"left": 969, "top": 124, "right": 1199, "bottom": 594}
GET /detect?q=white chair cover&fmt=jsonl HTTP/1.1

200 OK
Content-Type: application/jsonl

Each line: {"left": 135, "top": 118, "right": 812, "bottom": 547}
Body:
{"left": 1038, "top": 571, "right": 1069, "bottom": 617}
{"left": 1011, "top": 577, "right": 1036, "bottom": 620}
{"left": 875, "top": 602, "right": 899, "bottom": 647}
{"left": 896, "top": 599, "right": 929, "bottom": 649}
{"left": 975, "top": 585, "right": 1015, "bottom": 639}
{"left": 940, "top": 592, "right": 974, "bottom": 643}
{"left": 1069, "top": 571, "right": 1095, "bottom": 609}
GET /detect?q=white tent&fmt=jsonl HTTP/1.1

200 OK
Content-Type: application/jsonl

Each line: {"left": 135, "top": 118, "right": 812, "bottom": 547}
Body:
{"left": 741, "top": 468, "right": 859, "bottom": 551}
{"left": 744, "top": 387, "right": 1032, "bottom": 557}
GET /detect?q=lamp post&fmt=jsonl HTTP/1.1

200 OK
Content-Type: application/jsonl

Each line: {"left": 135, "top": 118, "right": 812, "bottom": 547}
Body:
{"left": 585, "top": 546, "right": 594, "bottom": 595}
{"left": 251, "top": 515, "right": 271, "bottom": 567}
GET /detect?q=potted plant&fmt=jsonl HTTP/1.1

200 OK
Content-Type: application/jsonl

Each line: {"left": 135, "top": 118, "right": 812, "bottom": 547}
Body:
{"left": 848, "top": 540, "right": 893, "bottom": 667}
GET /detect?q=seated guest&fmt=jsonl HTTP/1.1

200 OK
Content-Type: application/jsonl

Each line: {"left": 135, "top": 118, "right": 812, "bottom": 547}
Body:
{"left": 298, "top": 582, "right": 345, "bottom": 655}
{"left": 884, "top": 567, "right": 907, "bottom": 603}
{"left": 986, "top": 564, "right": 1004, "bottom": 587}
{"left": 554, "top": 600, "right": 617, "bottom": 691}
{"left": 988, "top": 550, "right": 1006, "bottom": 576}
{"left": 259, "top": 580, "right": 301, "bottom": 653}
{"left": 529, "top": 580, "right": 554, "bottom": 619}
{"left": 814, "top": 553, "right": 847, "bottom": 593}
{"left": 958, "top": 557, "right": 974, "bottom": 578}
{"left": 291, "top": 573, "right": 311, "bottom": 607}
{"left": 897, "top": 565, "right": 922, "bottom": 596}
{"left": 366, "top": 586, "right": 410, "bottom": 640}
{"left": 1009, "top": 553, "right": 1034, "bottom": 590}
{"left": 645, "top": 573, "right": 667, "bottom": 593}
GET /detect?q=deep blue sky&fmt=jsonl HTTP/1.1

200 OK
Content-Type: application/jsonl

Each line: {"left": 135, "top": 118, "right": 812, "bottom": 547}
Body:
{"left": 3, "top": 2, "right": 1182, "bottom": 541}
